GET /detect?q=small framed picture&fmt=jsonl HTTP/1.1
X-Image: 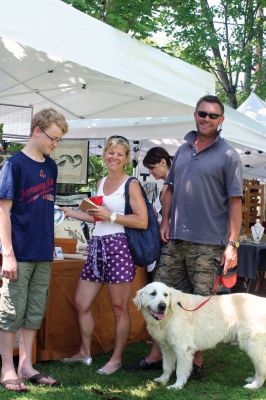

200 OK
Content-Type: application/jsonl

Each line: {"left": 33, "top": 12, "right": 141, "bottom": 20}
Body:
{"left": 54, "top": 246, "right": 64, "bottom": 260}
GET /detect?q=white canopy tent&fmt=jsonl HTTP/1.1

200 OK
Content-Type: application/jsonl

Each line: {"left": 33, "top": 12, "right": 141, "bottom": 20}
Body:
{"left": 0, "top": 0, "right": 265, "bottom": 179}
{"left": 66, "top": 106, "right": 266, "bottom": 180}
{"left": 237, "top": 93, "right": 266, "bottom": 127}
{"left": 0, "top": 0, "right": 213, "bottom": 138}
{"left": 236, "top": 94, "right": 266, "bottom": 181}
{"left": 66, "top": 105, "right": 265, "bottom": 147}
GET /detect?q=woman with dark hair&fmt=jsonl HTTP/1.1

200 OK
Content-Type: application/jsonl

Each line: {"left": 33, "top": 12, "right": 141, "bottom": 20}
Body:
{"left": 143, "top": 147, "right": 172, "bottom": 227}
{"left": 143, "top": 146, "right": 172, "bottom": 171}
{"left": 125, "top": 146, "right": 172, "bottom": 372}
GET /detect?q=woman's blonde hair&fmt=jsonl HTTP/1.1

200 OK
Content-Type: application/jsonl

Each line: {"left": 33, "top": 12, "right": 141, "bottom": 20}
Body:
{"left": 103, "top": 135, "right": 131, "bottom": 164}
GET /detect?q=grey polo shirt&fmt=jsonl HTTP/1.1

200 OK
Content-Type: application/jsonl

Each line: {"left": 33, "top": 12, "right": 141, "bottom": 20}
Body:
{"left": 166, "top": 131, "right": 243, "bottom": 246}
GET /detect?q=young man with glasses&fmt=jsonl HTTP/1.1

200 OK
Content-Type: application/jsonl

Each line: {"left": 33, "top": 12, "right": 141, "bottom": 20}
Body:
{"left": 153, "top": 95, "right": 243, "bottom": 378}
{"left": 0, "top": 108, "right": 68, "bottom": 392}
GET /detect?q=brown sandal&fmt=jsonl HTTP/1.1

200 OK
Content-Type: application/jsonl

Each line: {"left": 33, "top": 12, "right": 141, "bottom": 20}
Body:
{"left": 26, "top": 373, "right": 60, "bottom": 386}
{"left": 1, "top": 378, "right": 29, "bottom": 392}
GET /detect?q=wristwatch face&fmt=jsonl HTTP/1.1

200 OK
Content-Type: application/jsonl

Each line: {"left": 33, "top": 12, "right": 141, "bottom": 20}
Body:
{"left": 229, "top": 240, "right": 240, "bottom": 248}
{"left": 110, "top": 212, "right": 116, "bottom": 224}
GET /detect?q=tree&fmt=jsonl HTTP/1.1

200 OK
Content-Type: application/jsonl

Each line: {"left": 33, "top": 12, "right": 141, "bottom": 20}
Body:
{"left": 63, "top": 0, "right": 265, "bottom": 108}
{"left": 156, "top": 0, "right": 265, "bottom": 107}
{"left": 63, "top": 0, "right": 159, "bottom": 37}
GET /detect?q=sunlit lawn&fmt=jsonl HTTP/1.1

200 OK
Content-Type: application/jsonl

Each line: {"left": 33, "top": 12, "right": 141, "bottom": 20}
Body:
{"left": 1, "top": 342, "right": 266, "bottom": 400}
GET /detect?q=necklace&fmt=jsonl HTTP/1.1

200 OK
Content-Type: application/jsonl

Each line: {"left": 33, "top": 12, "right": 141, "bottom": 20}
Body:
{"left": 252, "top": 224, "right": 264, "bottom": 240}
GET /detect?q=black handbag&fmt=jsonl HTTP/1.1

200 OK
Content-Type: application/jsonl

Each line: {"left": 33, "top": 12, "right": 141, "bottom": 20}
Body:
{"left": 124, "top": 177, "right": 162, "bottom": 267}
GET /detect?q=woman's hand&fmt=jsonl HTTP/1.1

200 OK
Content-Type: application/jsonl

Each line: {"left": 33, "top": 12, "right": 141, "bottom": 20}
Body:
{"left": 87, "top": 206, "right": 111, "bottom": 221}
{"left": 61, "top": 206, "right": 94, "bottom": 223}
{"left": 61, "top": 206, "right": 74, "bottom": 218}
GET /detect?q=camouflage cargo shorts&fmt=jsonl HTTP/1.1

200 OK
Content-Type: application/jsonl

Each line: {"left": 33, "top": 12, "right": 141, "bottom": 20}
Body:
{"left": 154, "top": 240, "right": 224, "bottom": 296}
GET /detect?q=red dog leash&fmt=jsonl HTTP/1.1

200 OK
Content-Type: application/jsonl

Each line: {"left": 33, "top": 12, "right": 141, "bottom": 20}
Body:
{"left": 176, "top": 265, "right": 238, "bottom": 312}
{"left": 177, "top": 276, "right": 221, "bottom": 312}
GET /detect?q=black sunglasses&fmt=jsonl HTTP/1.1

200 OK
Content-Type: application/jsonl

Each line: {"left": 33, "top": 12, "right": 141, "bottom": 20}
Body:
{"left": 197, "top": 111, "right": 222, "bottom": 120}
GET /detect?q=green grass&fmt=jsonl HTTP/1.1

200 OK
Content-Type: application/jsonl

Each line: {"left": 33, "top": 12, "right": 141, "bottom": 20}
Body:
{"left": 1, "top": 342, "right": 266, "bottom": 400}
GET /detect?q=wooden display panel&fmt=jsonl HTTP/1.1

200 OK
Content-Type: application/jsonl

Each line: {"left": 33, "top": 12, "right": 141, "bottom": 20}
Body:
{"left": 242, "top": 179, "right": 264, "bottom": 233}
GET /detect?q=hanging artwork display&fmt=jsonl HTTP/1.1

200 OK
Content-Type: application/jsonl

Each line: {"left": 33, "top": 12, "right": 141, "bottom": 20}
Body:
{"left": 52, "top": 140, "right": 89, "bottom": 184}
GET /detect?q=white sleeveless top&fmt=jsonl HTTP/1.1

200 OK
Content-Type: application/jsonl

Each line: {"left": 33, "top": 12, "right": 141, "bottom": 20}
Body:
{"left": 93, "top": 176, "right": 127, "bottom": 236}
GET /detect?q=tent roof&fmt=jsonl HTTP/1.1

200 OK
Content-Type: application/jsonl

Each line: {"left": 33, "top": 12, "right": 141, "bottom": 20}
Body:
{"left": 0, "top": 0, "right": 214, "bottom": 127}
{"left": 0, "top": 0, "right": 266, "bottom": 180}
{"left": 237, "top": 93, "right": 266, "bottom": 126}
{"left": 66, "top": 104, "right": 266, "bottom": 149}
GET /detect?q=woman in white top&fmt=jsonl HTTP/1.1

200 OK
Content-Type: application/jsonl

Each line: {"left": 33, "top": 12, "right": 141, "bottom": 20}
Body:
{"left": 62, "top": 136, "right": 147, "bottom": 374}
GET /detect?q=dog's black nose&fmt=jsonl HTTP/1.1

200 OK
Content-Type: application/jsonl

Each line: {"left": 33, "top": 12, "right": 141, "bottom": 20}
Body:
{"left": 158, "top": 302, "right": 166, "bottom": 312}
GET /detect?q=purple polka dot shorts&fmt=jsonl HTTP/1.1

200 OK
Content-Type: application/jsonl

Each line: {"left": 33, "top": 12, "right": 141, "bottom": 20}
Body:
{"left": 81, "top": 233, "right": 136, "bottom": 284}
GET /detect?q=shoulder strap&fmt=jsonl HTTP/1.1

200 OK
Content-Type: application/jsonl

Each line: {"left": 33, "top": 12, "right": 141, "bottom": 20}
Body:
{"left": 125, "top": 177, "right": 149, "bottom": 213}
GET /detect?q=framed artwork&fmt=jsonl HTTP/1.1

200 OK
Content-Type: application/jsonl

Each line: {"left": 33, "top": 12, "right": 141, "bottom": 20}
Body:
{"left": 55, "top": 193, "right": 87, "bottom": 206}
{"left": 54, "top": 219, "right": 87, "bottom": 252}
{"left": 52, "top": 140, "right": 89, "bottom": 184}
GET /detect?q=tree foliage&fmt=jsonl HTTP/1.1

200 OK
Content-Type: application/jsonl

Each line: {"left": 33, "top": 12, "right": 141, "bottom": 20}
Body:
{"left": 63, "top": 0, "right": 265, "bottom": 108}
{"left": 157, "top": 0, "right": 265, "bottom": 107}
{"left": 63, "top": 0, "right": 159, "bottom": 37}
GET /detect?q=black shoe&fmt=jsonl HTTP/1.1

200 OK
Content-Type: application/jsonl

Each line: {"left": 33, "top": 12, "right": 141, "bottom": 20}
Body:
{"left": 190, "top": 363, "right": 205, "bottom": 380}
{"left": 124, "top": 357, "right": 162, "bottom": 372}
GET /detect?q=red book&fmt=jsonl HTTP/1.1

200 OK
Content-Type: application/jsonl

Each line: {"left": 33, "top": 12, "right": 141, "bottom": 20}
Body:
{"left": 79, "top": 198, "right": 100, "bottom": 213}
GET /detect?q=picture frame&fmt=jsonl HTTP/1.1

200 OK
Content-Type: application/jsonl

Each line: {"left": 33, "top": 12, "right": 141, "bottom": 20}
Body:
{"left": 52, "top": 140, "right": 89, "bottom": 184}
{"left": 54, "top": 219, "right": 87, "bottom": 252}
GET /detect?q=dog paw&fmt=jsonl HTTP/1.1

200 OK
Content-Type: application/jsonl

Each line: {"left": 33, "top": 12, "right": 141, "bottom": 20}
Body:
{"left": 244, "top": 376, "right": 254, "bottom": 384}
{"left": 243, "top": 382, "right": 260, "bottom": 390}
{"left": 167, "top": 383, "right": 183, "bottom": 390}
{"left": 154, "top": 376, "right": 169, "bottom": 384}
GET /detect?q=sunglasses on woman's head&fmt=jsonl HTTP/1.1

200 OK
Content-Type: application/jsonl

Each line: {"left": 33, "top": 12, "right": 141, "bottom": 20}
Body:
{"left": 197, "top": 111, "right": 222, "bottom": 120}
{"left": 109, "top": 135, "right": 129, "bottom": 144}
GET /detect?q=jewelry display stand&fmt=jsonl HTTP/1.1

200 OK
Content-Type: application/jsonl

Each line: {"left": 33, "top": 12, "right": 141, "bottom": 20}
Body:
{"left": 251, "top": 221, "right": 265, "bottom": 243}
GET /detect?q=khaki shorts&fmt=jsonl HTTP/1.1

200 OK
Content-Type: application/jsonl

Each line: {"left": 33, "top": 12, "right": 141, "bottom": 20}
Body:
{"left": 154, "top": 240, "right": 224, "bottom": 295}
{"left": 0, "top": 261, "right": 51, "bottom": 332}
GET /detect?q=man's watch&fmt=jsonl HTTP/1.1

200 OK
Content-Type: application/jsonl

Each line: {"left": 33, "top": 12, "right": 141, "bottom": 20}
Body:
{"left": 228, "top": 240, "right": 240, "bottom": 249}
{"left": 109, "top": 212, "right": 117, "bottom": 224}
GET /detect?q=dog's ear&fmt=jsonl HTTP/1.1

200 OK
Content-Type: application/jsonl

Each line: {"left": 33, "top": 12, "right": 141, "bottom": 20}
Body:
{"left": 169, "top": 287, "right": 178, "bottom": 313}
{"left": 133, "top": 288, "right": 143, "bottom": 310}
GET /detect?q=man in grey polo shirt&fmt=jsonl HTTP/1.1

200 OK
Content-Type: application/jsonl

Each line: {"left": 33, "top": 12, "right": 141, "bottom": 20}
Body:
{"left": 155, "top": 95, "right": 243, "bottom": 378}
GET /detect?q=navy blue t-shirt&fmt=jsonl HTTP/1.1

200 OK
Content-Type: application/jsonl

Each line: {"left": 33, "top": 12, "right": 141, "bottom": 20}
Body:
{"left": 0, "top": 151, "right": 57, "bottom": 261}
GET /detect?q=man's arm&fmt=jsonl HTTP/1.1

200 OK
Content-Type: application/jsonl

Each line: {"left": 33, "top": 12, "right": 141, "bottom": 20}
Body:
{"left": 222, "top": 196, "right": 242, "bottom": 273}
{"left": 0, "top": 199, "right": 18, "bottom": 281}
{"left": 160, "top": 185, "right": 173, "bottom": 243}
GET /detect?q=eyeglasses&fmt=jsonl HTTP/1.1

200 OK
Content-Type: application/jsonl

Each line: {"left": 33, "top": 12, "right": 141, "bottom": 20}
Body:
{"left": 197, "top": 111, "right": 222, "bottom": 120}
{"left": 108, "top": 135, "right": 129, "bottom": 144}
{"left": 39, "top": 127, "right": 63, "bottom": 143}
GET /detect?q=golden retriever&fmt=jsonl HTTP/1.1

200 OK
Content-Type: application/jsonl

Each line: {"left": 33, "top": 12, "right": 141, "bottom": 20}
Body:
{"left": 134, "top": 281, "right": 266, "bottom": 390}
